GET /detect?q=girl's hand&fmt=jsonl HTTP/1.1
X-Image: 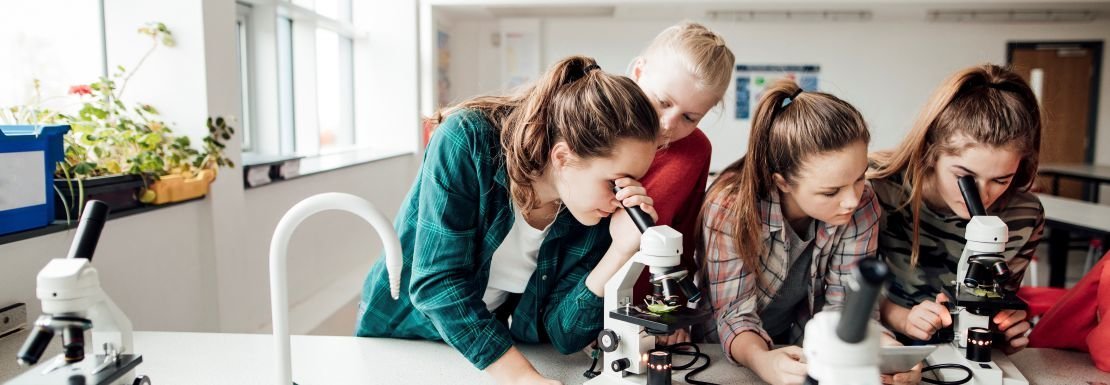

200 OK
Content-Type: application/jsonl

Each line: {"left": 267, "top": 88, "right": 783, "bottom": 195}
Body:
{"left": 609, "top": 177, "right": 657, "bottom": 254}
{"left": 902, "top": 293, "right": 952, "bottom": 341}
{"left": 995, "top": 309, "right": 1031, "bottom": 354}
{"left": 750, "top": 346, "right": 808, "bottom": 385}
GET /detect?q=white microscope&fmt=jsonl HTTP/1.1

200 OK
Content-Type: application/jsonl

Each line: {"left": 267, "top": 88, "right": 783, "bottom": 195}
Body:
{"left": 802, "top": 257, "right": 890, "bottom": 385}
{"left": 7, "top": 201, "right": 150, "bottom": 385}
{"left": 585, "top": 188, "right": 712, "bottom": 385}
{"left": 925, "top": 175, "right": 1029, "bottom": 385}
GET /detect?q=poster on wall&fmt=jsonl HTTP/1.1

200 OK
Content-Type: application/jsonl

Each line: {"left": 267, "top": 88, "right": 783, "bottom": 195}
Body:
{"left": 425, "top": 28, "right": 452, "bottom": 147}
{"left": 735, "top": 64, "right": 821, "bottom": 120}
{"left": 500, "top": 18, "right": 541, "bottom": 89}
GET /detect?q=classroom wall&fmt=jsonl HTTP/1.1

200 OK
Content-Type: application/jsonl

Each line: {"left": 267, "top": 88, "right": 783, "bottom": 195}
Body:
{"left": 440, "top": 15, "right": 1110, "bottom": 172}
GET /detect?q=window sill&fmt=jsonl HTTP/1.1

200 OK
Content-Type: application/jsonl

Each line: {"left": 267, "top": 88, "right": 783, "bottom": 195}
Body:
{"left": 242, "top": 147, "right": 413, "bottom": 190}
{"left": 0, "top": 197, "right": 205, "bottom": 247}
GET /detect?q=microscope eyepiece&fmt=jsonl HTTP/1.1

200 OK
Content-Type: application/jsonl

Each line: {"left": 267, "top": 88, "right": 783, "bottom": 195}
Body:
{"left": 611, "top": 185, "right": 654, "bottom": 232}
{"left": 957, "top": 175, "right": 986, "bottom": 217}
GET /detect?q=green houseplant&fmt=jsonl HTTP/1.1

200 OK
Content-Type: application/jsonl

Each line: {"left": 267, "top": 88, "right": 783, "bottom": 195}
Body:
{"left": 25, "top": 22, "right": 235, "bottom": 219}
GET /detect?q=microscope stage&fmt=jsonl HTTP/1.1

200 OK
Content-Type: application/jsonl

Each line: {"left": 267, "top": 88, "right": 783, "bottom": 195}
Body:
{"left": 955, "top": 290, "right": 1028, "bottom": 314}
{"left": 610, "top": 306, "right": 713, "bottom": 334}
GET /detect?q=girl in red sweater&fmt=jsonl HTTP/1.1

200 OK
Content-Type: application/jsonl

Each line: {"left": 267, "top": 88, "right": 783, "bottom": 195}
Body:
{"left": 628, "top": 22, "right": 735, "bottom": 344}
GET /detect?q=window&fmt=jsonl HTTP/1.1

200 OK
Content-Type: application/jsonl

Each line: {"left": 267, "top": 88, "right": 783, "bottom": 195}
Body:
{"left": 0, "top": 0, "right": 104, "bottom": 118}
{"left": 235, "top": 0, "right": 360, "bottom": 158}
{"left": 238, "top": 0, "right": 415, "bottom": 161}
{"left": 235, "top": 3, "right": 254, "bottom": 151}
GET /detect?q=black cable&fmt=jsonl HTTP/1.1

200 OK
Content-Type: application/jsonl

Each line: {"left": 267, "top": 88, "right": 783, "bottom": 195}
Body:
{"left": 921, "top": 363, "right": 973, "bottom": 385}
{"left": 583, "top": 346, "right": 602, "bottom": 379}
{"left": 660, "top": 342, "right": 718, "bottom": 385}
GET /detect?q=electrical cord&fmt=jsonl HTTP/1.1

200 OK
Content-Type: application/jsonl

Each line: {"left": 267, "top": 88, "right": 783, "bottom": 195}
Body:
{"left": 920, "top": 363, "right": 973, "bottom": 385}
{"left": 662, "top": 342, "right": 717, "bottom": 385}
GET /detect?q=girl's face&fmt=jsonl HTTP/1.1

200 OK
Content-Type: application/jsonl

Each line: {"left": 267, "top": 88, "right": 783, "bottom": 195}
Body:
{"left": 632, "top": 55, "right": 720, "bottom": 145}
{"left": 928, "top": 139, "right": 1022, "bottom": 219}
{"left": 775, "top": 141, "right": 869, "bottom": 226}
{"left": 550, "top": 139, "right": 657, "bottom": 226}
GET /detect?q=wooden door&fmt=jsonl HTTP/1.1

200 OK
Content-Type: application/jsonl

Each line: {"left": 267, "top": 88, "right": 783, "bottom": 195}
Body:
{"left": 1010, "top": 43, "right": 1100, "bottom": 200}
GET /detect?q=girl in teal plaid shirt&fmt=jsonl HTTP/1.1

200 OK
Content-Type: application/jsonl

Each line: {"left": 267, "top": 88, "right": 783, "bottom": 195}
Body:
{"left": 358, "top": 56, "right": 662, "bottom": 385}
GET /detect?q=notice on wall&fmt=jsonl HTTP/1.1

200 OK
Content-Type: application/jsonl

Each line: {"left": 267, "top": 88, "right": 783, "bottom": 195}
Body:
{"left": 735, "top": 65, "right": 821, "bottom": 120}
{"left": 500, "top": 18, "right": 541, "bottom": 89}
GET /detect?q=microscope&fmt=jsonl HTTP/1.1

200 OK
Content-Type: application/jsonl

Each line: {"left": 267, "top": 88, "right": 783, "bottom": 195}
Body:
{"left": 584, "top": 187, "right": 713, "bottom": 385}
{"left": 6, "top": 201, "right": 151, "bottom": 385}
{"left": 925, "top": 175, "right": 1029, "bottom": 385}
{"left": 803, "top": 257, "right": 890, "bottom": 385}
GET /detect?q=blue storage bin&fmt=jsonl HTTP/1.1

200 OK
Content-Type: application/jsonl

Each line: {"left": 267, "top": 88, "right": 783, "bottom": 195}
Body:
{"left": 0, "top": 124, "right": 70, "bottom": 236}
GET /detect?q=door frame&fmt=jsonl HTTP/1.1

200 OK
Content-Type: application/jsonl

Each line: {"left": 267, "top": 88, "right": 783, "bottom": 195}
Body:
{"left": 1006, "top": 41, "right": 1103, "bottom": 164}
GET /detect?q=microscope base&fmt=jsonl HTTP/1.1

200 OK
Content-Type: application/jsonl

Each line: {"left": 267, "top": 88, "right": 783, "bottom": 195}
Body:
{"left": 584, "top": 372, "right": 651, "bottom": 385}
{"left": 926, "top": 344, "right": 1028, "bottom": 385}
{"left": 5, "top": 354, "right": 144, "bottom": 385}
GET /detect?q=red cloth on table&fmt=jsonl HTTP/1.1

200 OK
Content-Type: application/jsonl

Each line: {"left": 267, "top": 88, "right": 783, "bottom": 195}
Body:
{"left": 1027, "top": 254, "right": 1110, "bottom": 372}
{"left": 632, "top": 129, "right": 712, "bottom": 303}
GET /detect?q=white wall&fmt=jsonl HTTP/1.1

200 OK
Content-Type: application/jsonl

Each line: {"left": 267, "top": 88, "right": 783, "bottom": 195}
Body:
{"left": 0, "top": 0, "right": 421, "bottom": 338}
{"left": 440, "top": 15, "right": 1110, "bottom": 172}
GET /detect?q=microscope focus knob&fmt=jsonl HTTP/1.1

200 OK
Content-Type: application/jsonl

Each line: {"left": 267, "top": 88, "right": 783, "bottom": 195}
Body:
{"left": 611, "top": 358, "right": 631, "bottom": 373}
{"left": 597, "top": 329, "right": 619, "bottom": 352}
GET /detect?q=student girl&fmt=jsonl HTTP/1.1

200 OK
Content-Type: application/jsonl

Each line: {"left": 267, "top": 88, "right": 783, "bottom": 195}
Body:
{"left": 870, "top": 64, "right": 1043, "bottom": 354}
{"left": 627, "top": 23, "right": 735, "bottom": 316}
{"left": 356, "top": 56, "right": 661, "bottom": 385}
{"left": 701, "top": 80, "right": 918, "bottom": 385}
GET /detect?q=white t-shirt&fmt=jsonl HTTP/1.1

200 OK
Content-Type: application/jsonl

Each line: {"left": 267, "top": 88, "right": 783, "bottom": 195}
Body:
{"left": 482, "top": 204, "right": 552, "bottom": 311}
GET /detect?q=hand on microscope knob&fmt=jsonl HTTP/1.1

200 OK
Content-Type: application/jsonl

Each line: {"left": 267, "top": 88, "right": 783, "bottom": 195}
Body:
{"left": 609, "top": 177, "right": 657, "bottom": 254}
{"left": 751, "top": 345, "right": 807, "bottom": 385}
{"left": 995, "top": 309, "right": 1031, "bottom": 354}
{"left": 903, "top": 293, "right": 953, "bottom": 341}
{"left": 656, "top": 327, "right": 691, "bottom": 346}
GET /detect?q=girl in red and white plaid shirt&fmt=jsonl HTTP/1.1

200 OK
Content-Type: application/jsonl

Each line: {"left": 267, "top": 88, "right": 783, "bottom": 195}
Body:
{"left": 699, "top": 79, "right": 918, "bottom": 385}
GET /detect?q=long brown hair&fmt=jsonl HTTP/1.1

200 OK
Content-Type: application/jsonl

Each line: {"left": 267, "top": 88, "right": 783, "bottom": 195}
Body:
{"left": 431, "top": 56, "right": 659, "bottom": 213}
{"left": 701, "top": 79, "right": 870, "bottom": 281}
{"left": 869, "top": 64, "right": 1042, "bottom": 267}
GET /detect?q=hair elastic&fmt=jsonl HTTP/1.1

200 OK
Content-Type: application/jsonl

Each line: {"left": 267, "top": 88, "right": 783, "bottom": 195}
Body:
{"left": 781, "top": 89, "right": 804, "bottom": 108}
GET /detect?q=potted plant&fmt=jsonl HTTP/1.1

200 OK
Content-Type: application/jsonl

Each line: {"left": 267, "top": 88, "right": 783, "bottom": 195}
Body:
{"left": 52, "top": 22, "right": 235, "bottom": 218}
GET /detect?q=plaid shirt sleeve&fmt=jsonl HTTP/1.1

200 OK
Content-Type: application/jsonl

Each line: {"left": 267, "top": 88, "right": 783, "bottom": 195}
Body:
{"left": 542, "top": 258, "right": 605, "bottom": 354}
{"left": 702, "top": 195, "right": 774, "bottom": 364}
{"left": 407, "top": 115, "right": 513, "bottom": 370}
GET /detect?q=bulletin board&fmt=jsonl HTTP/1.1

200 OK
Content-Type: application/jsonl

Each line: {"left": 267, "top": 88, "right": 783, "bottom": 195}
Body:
{"left": 734, "top": 64, "right": 821, "bottom": 120}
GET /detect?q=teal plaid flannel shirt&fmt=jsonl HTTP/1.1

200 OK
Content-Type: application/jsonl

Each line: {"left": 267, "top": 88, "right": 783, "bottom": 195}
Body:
{"left": 356, "top": 109, "right": 610, "bottom": 370}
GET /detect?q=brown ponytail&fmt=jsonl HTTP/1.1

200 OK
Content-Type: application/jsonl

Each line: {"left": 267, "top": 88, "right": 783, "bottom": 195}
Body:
{"left": 431, "top": 56, "right": 659, "bottom": 213}
{"left": 700, "top": 79, "right": 870, "bottom": 285}
{"left": 869, "top": 64, "right": 1042, "bottom": 267}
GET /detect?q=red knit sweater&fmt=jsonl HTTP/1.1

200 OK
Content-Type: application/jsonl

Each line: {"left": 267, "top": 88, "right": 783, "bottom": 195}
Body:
{"left": 633, "top": 128, "right": 712, "bottom": 302}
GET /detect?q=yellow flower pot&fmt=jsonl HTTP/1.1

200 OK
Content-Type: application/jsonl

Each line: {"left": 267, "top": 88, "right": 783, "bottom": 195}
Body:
{"left": 145, "top": 168, "right": 217, "bottom": 205}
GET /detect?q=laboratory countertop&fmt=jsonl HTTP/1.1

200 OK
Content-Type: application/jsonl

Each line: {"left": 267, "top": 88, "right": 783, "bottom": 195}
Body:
{"left": 116, "top": 332, "right": 1106, "bottom": 385}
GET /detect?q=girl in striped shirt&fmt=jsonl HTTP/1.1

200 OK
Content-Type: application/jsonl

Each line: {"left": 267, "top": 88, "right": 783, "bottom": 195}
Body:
{"left": 870, "top": 64, "right": 1044, "bottom": 354}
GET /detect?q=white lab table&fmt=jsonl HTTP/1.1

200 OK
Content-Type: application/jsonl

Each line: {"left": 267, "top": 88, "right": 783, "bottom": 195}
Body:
{"left": 1037, "top": 193, "right": 1110, "bottom": 287}
{"left": 122, "top": 332, "right": 1106, "bottom": 385}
